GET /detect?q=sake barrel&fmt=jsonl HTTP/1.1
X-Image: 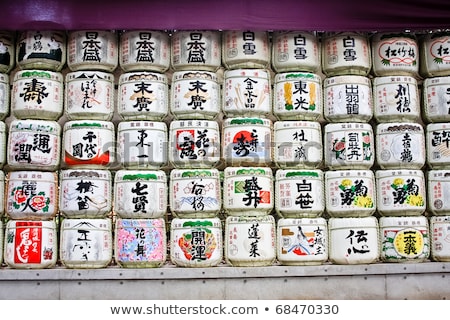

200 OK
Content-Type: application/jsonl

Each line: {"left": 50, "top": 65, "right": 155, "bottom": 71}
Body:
{"left": 170, "top": 70, "right": 220, "bottom": 120}
{"left": 422, "top": 75, "right": 450, "bottom": 123}
{"left": 0, "top": 170, "right": 4, "bottom": 218}
{"left": 16, "top": 30, "right": 66, "bottom": 71}
{"left": 223, "top": 166, "right": 274, "bottom": 216}
{"left": 324, "top": 122, "right": 375, "bottom": 170}
{"left": 3, "top": 220, "right": 57, "bottom": 269}
{"left": 379, "top": 216, "right": 430, "bottom": 263}
{"left": 119, "top": 30, "right": 170, "bottom": 73}
{"left": 427, "top": 170, "right": 450, "bottom": 215}
{"left": 117, "top": 120, "right": 168, "bottom": 169}
{"left": 59, "top": 169, "right": 112, "bottom": 218}
{"left": 225, "top": 215, "right": 276, "bottom": 267}
{"left": 420, "top": 31, "right": 450, "bottom": 78}
{"left": 115, "top": 218, "right": 167, "bottom": 268}
{"left": 169, "top": 120, "right": 220, "bottom": 168}
{"left": 426, "top": 123, "right": 450, "bottom": 169}
{"left": 114, "top": 169, "right": 167, "bottom": 219}
{"left": 0, "top": 121, "right": 6, "bottom": 168}
{"left": 277, "top": 217, "right": 328, "bottom": 265}
{"left": 59, "top": 218, "right": 113, "bottom": 268}
{"left": 170, "top": 168, "right": 221, "bottom": 218}
{"left": 0, "top": 31, "right": 15, "bottom": 73}
{"left": 62, "top": 120, "right": 115, "bottom": 168}
{"left": 67, "top": 30, "right": 118, "bottom": 72}
{"left": 222, "top": 30, "right": 270, "bottom": 69}
{"left": 328, "top": 216, "right": 380, "bottom": 265}
{"left": 11, "top": 69, "right": 64, "bottom": 120}
{"left": 373, "top": 75, "right": 420, "bottom": 123}
{"left": 325, "top": 170, "right": 376, "bottom": 218}
{"left": 273, "top": 72, "right": 322, "bottom": 121}
{"left": 430, "top": 215, "right": 450, "bottom": 262}
{"left": 0, "top": 73, "right": 9, "bottom": 120}
{"left": 6, "top": 171, "right": 58, "bottom": 220}
{"left": 274, "top": 169, "right": 325, "bottom": 218}
{"left": 118, "top": 71, "right": 169, "bottom": 121}
{"left": 376, "top": 122, "right": 425, "bottom": 169}
{"left": 376, "top": 169, "right": 426, "bottom": 216}
{"left": 0, "top": 220, "right": 2, "bottom": 264}
{"left": 7, "top": 119, "right": 61, "bottom": 171}
{"left": 170, "top": 217, "right": 222, "bottom": 267}
{"left": 65, "top": 70, "right": 114, "bottom": 121}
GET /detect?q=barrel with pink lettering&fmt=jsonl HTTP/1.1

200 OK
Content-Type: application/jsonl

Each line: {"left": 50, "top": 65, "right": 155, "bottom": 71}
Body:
{"left": 430, "top": 216, "right": 450, "bottom": 262}
{"left": 59, "top": 218, "right": 113, "bottom": 268}
{"left": 6, "top": 171, "right": 58, "bottom": 220}
{"left": 222, "top": 30, "right": 270, "bottom": 69}
{"left": 59, "top": 169, "right": 112, "bottom": 218}
{"left": 119, "top": 30, "right": 170, "bottom": 73}
{"left": 67, "top": 30, "right": 118, "bottom": 72}
{"left": 3, "top": 220, "right": 58, "bottom": 269}
{"left": 0, "top": 31, "right": 15, "bottom": 73}
{"left": 420, "top": 31, "right": 450, "bottom": 78}
{"left": 225, "top": 215, "right": 276, "bottom": 267}
{"left": 170, "top": 217, "right": 222, "bottom": 267}
{"left": 277, "top": 217, "right": 328, "bottom": 265}
{"left": 115, "top": 218, "right": 167, "bottom": 268}
{"left": 427, "top": 170, "right": 450, "bottom": 216}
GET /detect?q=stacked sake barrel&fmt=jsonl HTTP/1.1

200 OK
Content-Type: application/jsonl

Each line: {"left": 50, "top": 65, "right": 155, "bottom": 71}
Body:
{"left": 321, "top": 32, "right": 380, "bottom": 265}
{"left": 167, "top": 30, "right": 223, "bottom": 268}
{"left": 57, "top": 30, "right": 118, "bottom": 268}
{"left": 270, "top": 31, "right": 328, "bottom": 265}
{"left": 220, "top": 31, "right": 277, "bottom": 267}
{"left": 371, "top": 32, "right": 430, "bottom": 263}
{"left": 3, "top": 30, "right": 66, "bottom": 269}
{"left": 419, "top": 30, "right": 450, "bottom": 262}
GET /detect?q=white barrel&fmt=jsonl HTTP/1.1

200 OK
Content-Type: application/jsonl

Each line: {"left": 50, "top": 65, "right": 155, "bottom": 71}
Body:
{"left": 117, "top": 120, "right": 168, "bottom": 169}
{"left": 7, "top": 119, "right": 61, "bottom": 171}
{"left": 420, "top": 31, "right": 450, "bottom": 78}
{"left": 222, "top": 30, "right": 270, "bottom": 69}
{"left": 223, "top": 68, "right": 271, "bottom": 118}
{"left": 325, "top": 170, "right": 376, "bottom": 218}
{"left": 321, "top": 32, "right": 371, "bottom": 76}
{"left": 11, "top": 69, "right": 64, "bottom": 120}
{"left": 324, "top": 122, "right": 375, "bottom": 170}
{"left": 169, "top": 120, "right": 220, "bottom": 168}
{"left": 0, "top": 73, "right": 9, "bottom": 120}
{"left": 323, "top": 75, "right": 373, "bottom": 123}
{"left": 275, "top": 169, "right": 324, "bottom": 218}
{"left": 62, "top": 120, "right": 115, "bottom": 168}
{"left": 222, "top": 117, "right": 272, "bottom": 166}
{"left": 114, "top": 170, "right": 167, "bottom": 219}
{"left": 171, "top": 30, "right": 221, "bottom": 71}
{"left": 273, "top": 72, "right": 322, "bottom": 121}
{"left": 274, "top": 120, "right": 323, "bottom": 169}
{"left": 4, "top": 220, "right": 57, "bottom": 269}
{"left": 271, "top": 31, "right": 320, "bottom": 73}
{"left": 422, "top": 76, "right": 450, "bottom": 123}
{"left": 0, "top": 220, "right": 2, "bottom": 264}
{"left": 59, "top": 169, "right": 112, "bottom": 218}
{"left": 118, "top": 71, "right": 168, "bottom": 121}
{"left": 225, "top": 215, "right": 276, "bottom": 267}
{"left": 427, "top": 170, "right": 450, "bottom": 215}
{"left": 277, "top": 217, "right": 328, "bottom": 265}
{"left": 170, "top": 217, "right": 222, "bottom": 267}
{"left": 170, "top": 168, "right": 221, "bottom": 218}
{"left": 115, "top": 218, "right": 167, "bottom": 268}
{"left": 119, "top": 30, "right": 170, "bottom": 73}
{"left": 59, "top": 218, "right": 113, "bottom": 268}
{"left": 371, "top": 32, "right": 419, "bottom": 77}
{"left": 373, "top": 75, "right": 420, "bottom": 123}
{"left": 427, "top": 123, "right": 450, "bottom": 168}
{"left": 376, "top": 169, "right": 426, "bottom": 216}
{"left": 6, "top": 171, "right": 58, "bottom": 220}
{"left": 170, "top": 70, "right": 220, "bottom": 120}
{"left": 379, "top": 216, "right": 430, "bottom": 263}
{"left": 0, "top": 121, "right": 6, "bottom": 168}
{"left": 0, "top": 31, "right": 15, "bottom": 73}
{"left": 16, "top": 30, "right": 66, "bottom": 71}
{"left": 65, "top": 70, "right": 114, "bottom": 121}
{"left": 328, "top": 217, "right": 380, "bottom": 265}
{"left": 67, "top": 30, "right": 118, "bottom": 72}
{"left": 376, "top": 122, "right": 425, "bottom": 169}
{"left": 223, "top": 166, "right": 273, "bottom": 216}
{"left": 430, "top": 216, "right": 450, "bottom": 262}
{"left": 0, "top": 171, "right": 4, "bottom": 218}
